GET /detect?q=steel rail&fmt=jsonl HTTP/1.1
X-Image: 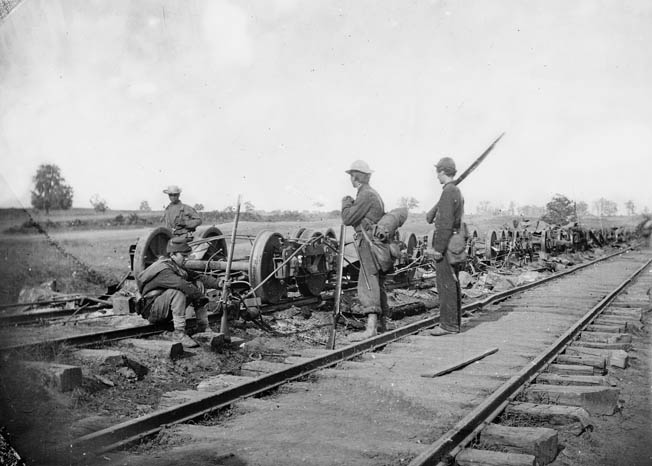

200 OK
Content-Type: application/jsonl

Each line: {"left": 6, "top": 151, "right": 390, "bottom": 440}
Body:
{"left": 408, "top": 253, "right": 652, "bottom": 466}
{"left": 0, "top": 304, "right": 109, "bottom": 326}
{"left": 0, "top": 296, "right": 321, "bottom": 354}
{"left": 71, "top": 247, "right": 634, "bottom": 455}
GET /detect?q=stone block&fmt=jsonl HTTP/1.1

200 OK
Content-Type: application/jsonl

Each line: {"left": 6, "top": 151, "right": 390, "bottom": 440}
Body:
{"left": 22, "top": 361, "right": 82, "bottom": 392}
{"left": 110, "top": 296, "right": 134, "bottom": 315}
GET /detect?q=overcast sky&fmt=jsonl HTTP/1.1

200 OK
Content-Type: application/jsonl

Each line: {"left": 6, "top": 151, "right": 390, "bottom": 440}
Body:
{"left": 0, "top": 0, "right": 650, "bottom": 215}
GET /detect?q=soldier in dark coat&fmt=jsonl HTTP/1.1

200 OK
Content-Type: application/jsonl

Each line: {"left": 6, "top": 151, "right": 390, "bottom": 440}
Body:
{"left": 137, "top": 236, "right": 219, "bottom": 347}
{"left": 427, "top": 157, "right": 464, "bottom": 335}
{"left": 341, "top": 160, "right": 388, "bottom": 340}
{"left": 161, "top": 185, "right": 202, "bottom": 237}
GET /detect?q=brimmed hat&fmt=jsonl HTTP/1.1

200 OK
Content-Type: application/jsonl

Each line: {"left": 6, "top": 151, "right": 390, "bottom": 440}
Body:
{"left": 345, "top": 160, "right": 374, "bottom": 175}
{"left": 167, "top": 236, "right": 192, "bottom": 254}
{"left": 163, "top": 185, "right": 182, "bottom": 195}
{"left": 434, "top": 157, "right": 456, "bottom": 172}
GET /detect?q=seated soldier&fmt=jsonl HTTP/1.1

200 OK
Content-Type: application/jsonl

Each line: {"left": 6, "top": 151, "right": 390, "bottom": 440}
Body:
{"left": 136, "top": 236, "right": 219, "bottom": 348}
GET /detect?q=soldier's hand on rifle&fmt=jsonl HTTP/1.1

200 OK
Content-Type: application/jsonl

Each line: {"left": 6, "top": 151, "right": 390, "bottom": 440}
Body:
{"left": 342, "top": 196, "right": 354, "bottom": 209}
{"left": 432, "top": 251, "right": 443, "bottom": 262}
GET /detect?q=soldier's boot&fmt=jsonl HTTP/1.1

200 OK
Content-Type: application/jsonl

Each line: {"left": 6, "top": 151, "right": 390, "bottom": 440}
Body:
{"left": 195, "top": 305, "right": 215, "bottom": 334}
{"left": 348, "top": 313, "right": 378, "bottom": 342}
{"left": 172, "top": 315, "right": 199, "bottom": 348}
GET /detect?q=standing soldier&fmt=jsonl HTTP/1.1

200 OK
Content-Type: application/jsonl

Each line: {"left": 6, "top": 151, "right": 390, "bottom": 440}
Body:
{"left": 341, "top": 160, "right": 388, "bottom": 340}
{"left": 161, "top": 185, "right": 202, "bottom": 237}
{"left": 428, "top": 157, "right": 465, "bottom": 335}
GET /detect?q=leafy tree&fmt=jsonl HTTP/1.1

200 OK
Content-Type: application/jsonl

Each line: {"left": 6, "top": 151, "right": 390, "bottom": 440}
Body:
{"left": 244, "top": 201, "right": 256, "bottom": 213}
{"left": 624, "top": 200, "right": 636, "bottom": 216}
{"left": 575, "top": 201, "right": 589, "bottom": 217}
{"left": 31, "top": 164, "right": 74, "bottom": 214}
{"left": 90, "top": 194, "right": 108, "bottom": 213}
{"left": 193, "top": 203, "right": 204, "bottom": 212}
{"left": 139, "top": 200, "right": 151, "bottom": 211}
{"left": 399, "top": 196, "right": 420, "bottom": 211}
{"left": 593, "top": 198, "right": 618, "bottom": 216}
{"left": 542, "top": 193, "right": 576, "bottom": 226}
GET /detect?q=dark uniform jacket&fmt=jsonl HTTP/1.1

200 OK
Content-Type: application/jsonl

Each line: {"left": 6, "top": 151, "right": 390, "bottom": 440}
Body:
{"left": 341, "top": 183, "right": 385, "bottom": 274}
{"left": 432, "top": 182, "right": 464, "bottom": 254}
{"left": 138, "top": 258, "right": 204, "bottom": 301}
{"left": 341, "top": 184, "right": 385, "bottom": 233}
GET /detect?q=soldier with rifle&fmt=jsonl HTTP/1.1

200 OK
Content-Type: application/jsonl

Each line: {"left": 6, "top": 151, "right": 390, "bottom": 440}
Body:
{"left": 341, "top": 160, "right": 388, "bottom": 341}
{"left": 427, "top": 134, "right": 504, "bottom": 335}
{"left": 161, "top": 185, "right": 202, "bottom": 237}
{"left": 428, "top": 157, "right": 465, "bottom": 335}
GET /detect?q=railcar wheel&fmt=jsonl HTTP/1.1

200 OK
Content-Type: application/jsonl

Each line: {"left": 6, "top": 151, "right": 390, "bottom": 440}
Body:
{"left": 396, "top": 231, "right": 418, "bottom": 281}
{"left": 249, "top": 230, "right": 286, "bottom": 304}
{"left": 486, "top": 230, "right": 498, "bottom": 260}
{"left": 296, "top": 229, "right": 329, "bottom": 297}
{"left": 133, "top": 227, "right": 173, "bottom": 288}
{"left": 191, "top": 226, "right": 228, "bottom": 261}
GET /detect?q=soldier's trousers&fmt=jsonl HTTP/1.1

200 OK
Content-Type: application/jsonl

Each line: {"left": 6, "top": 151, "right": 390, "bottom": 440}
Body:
{"left": 357, "top": 263, "right": 388, "bottom": 317}
{"left": 148, "top": 289, "right": 186, "bottom": 323}
{"left": 435, "top": 255, "right": 461, "bottom": 332}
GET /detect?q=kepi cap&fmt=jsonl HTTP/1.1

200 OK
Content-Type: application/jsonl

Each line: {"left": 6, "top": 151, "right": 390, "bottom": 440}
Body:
{"left": 345, "top": 160, "right": 374, "bottom": 175}
{"left": 167, "top": 236, "right": 192, "bottom": 254}
{"left": 434, "top": 157, "right": 456, "bottom": 172}
{"left": 163, "top": 185, "right": 182, "bottom": 195}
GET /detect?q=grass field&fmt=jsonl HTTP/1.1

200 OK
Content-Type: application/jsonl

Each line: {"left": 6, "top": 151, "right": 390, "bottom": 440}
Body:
{"left": 0, "top": 208, "right": 642, "bottom": 305}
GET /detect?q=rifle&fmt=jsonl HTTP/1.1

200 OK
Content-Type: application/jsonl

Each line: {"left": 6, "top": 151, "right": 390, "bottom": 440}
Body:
{"left": 327, "top": 224, "right": 346, "bottom": 350}
{"left": 454, "top": 132, "right": 505, "bottom": 185}
{"left": 219, "top": 195, "right": 241, "bottom": 337}
{"left": 427, "top": 133, "right": 505, "bottom": 224}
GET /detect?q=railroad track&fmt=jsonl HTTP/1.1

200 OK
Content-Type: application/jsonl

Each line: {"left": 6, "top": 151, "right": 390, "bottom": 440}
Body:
{"left": 50, "top": 247, "right": 649, "bottom": 466}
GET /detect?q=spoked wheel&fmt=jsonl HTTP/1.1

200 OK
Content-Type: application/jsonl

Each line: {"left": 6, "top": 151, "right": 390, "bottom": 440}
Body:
{"left": 396, "top": 231, "right": 418, "bottom": 281}
{"left": 133, "top": 227, "right": 173, "bottom": 288}
{"left": 190, "top": 226, "right": 228, "bottom": 261}
{"left": 249, "top": 230, "right": 286, "bottom": 304}
{"left": 486, "top": 230, "right": 499, "bottom": 261}
{"left": 296, "top": 229, "right": 329, "bottom": 297}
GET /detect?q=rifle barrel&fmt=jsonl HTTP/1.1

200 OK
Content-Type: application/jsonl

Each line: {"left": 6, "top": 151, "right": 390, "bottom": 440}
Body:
{"left": 454, "top": 132, "right": 505, "bottom": 185}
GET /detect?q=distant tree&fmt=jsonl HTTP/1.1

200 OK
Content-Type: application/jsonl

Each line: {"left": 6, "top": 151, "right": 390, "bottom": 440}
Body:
{"left": 644, "top": 206, "right": 650, "bottom": 215}
{"left": 312, "top": 201, "right": 324, "bottom": 209}
{"left": 575, "top": 201, "right": 589, "bottom": 217}
{"left": 542, "top": 194, "right": 576, "bottom": 226}
{"left": 593, "top": 198, "right": 618, "bottom": 216}
{"left": 244, "top": 201, "right": 256, "bottom": 212}
{"left": 139, "top": 200, "right": 151, "bottom": 212}
{"left": 90, "top": 194, "right": 108, "bottom": 213}
{"left": 193, "top": 203, "right": 204, "bottom": 212}
{"left": 31, "top": 164, "right": 74, "bottom": 214}
{"left": 399, "top": 196, "right": 420, "bottom": 211}
{"left": 624, "top": 200, "right": 636, "bottom": 216}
